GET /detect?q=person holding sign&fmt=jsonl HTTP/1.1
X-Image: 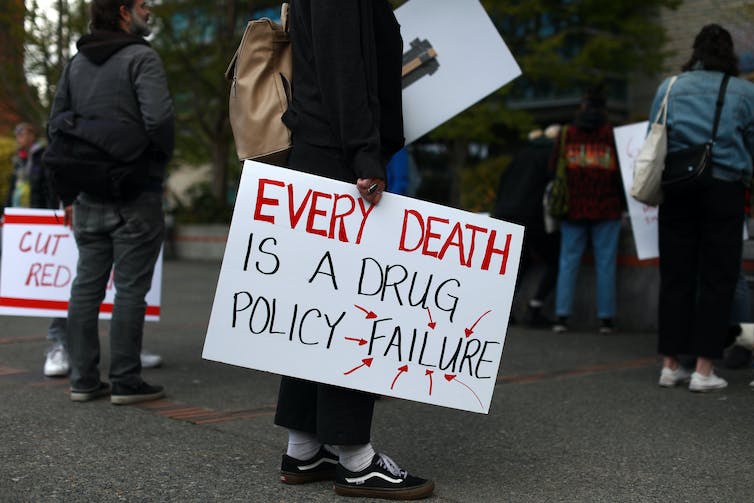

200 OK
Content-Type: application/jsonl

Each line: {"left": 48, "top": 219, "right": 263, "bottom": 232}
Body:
{"left": 273, "top": 1, "right": 434, "bottom": 499}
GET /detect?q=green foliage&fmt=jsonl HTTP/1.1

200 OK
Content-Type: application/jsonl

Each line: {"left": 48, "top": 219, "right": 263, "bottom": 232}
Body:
{"left": 460, "top": 154, "right": 511, "bottom": 214}
{"left": 0, "top": 136, "right": 16, "bottom": 203}
{"left": 172, "top": 182, "right": 233, "bottom": 224}
{"left": 151, "top": 1, "right": 280, "bottom": 213}
{"left": 440, "top": 0, "right": 681, "bottom": 208}
{"left": 483, "top": 0, "right": 681, "bottom": 86}
{"left": 6, "top": 0, "right": 89, "bottom": 125}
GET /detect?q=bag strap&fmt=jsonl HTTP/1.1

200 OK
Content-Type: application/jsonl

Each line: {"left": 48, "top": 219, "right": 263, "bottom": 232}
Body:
{"left": 281, "top": 2, "right": 290, "bottom": 32}
{"left": 710, "top": 74, "right": 730, "bottom": 143}
{"left": 655, "top": 76, "right": 677, "bottom": 126}
{"left": 556, "top": 126, "right": 569, "bottom": 175}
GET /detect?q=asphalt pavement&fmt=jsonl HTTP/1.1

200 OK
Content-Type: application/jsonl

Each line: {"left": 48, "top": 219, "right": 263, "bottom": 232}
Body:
{"left": 1, "top": 259, "right": 753, "bottom": 502}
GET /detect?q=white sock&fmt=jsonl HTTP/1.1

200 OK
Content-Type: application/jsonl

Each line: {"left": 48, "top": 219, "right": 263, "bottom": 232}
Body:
{"left": 286, "top": 429, "right": 321, "bottom": 461}
{"left": 337, "top": 443, "right": 375, "bottom": 472}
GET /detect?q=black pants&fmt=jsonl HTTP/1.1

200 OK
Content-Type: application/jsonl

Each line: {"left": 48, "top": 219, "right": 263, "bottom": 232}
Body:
{"left": 275, "top": 377, "right": 375, "bottom": 445}
{"left": 658, "top": 178, "right": 744, "bottom": 359}
{"left": 274, "top": 139, "right": 375, "bottom": 445}
{"left": 514, "top": 215, "right": 560, "bottom": 302}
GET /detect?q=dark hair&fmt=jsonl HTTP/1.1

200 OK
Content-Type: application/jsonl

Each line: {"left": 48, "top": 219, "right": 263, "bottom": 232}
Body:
{"left": 682, "top": 24, "right": 739, "bottom": 76}
{"left": 582, "top": 83, "right": 607, "bottom": 109}
{"left": 90, "top": 0, "right": 134, "bottom": 31}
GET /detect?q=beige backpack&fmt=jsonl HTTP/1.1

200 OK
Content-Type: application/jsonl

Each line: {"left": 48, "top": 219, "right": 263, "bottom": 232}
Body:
{"left": 225, "top": 3, "right": 292, "bottom": 166}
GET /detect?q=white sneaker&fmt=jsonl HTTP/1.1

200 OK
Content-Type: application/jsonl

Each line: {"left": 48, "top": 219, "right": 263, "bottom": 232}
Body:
{"left": 658, "top": 366, "right": 692, "bottom": 387}
{"left": 688, "top": 371, "right": 727, "bottom": 392}
{"left": 44, "top": 344, "right": 70, "bottom": 377}
{"left": 140, "top": 350, "right": 163, "bottom": 369}
{"left": 736, "top": 323, "right": 754, "bottom": 350}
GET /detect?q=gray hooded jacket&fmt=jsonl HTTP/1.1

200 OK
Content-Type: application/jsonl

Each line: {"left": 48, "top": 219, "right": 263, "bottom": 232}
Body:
{"left": 49, "top": 30, "right": 174, "bottom": 190}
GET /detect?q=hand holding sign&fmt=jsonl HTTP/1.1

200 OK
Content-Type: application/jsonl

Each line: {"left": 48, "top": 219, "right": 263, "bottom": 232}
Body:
{"left": 203, "top": 162, "right": 523, "bottom": 413}
{"left": 357, "top": 178, "right": 386, "bottom": 206}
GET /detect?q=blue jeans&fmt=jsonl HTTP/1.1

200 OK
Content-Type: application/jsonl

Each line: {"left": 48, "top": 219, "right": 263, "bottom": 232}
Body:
{"left": 47, "top": 318, "right": 67, "bottom": 347}
{"left": 67, "top": 192, "right": 164, "bottom": 390}
{"left": 555, "top": 219, "right": 620, "bottom": 319}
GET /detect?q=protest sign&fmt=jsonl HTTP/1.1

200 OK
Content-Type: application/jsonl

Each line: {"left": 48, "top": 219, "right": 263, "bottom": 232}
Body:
{"left": 0, "top": 208, "right": 162, "bottom": 320}
{"left": 203, "top": 161, "right": 523, "bottom": 414}
{"left": 613, "top": 121, "right": 659, "bottom": 260}
{"left": 396, "top": 0, "right": 522, "bottom": 143}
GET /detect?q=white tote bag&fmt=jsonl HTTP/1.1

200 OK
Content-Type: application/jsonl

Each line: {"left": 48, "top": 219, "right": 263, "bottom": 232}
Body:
{"left": 630, "top": 76, "right": 678, "bottom": 206}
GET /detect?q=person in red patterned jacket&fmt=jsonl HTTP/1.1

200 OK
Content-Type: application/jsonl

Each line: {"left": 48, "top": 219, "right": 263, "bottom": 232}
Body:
{"left": 550, "top": 85, "right": 624, "bottom": 334}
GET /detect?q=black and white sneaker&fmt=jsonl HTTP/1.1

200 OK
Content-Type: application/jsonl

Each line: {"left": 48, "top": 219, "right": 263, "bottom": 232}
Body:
{"left": 334, "top": 453, "right": 434, "bottom": 500}
{"left": 280, "top": 446, "right": 338, "bottom": 484}
{"left": 110, "top": 381, "right": 165, "bottom": 405}
{"left": 70, "top": 382, "right": 111, "bottom": 402}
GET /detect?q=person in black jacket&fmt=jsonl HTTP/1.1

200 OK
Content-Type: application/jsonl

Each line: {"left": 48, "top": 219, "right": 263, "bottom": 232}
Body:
{"left": 48, "top": 0, "right": 173, "bottom": 405}
{"left": 5, "top": 123, "right": 70, "bottom": 377}
{"left": 493, "top": 125, "right": 561, "bottom": 327}
{"left": 274, "top": 1, "right": 434, "bottom": 500}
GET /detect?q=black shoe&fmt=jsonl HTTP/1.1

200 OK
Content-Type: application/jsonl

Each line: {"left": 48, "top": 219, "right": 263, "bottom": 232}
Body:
{"left": 70, "top": 382, "right": 111, "bottom": 402}
{"left": 552, "top": 316, "right": 568, "bottom": 333}
{"left": 280, "top": 446, "right": 338, "bottom": 484}
{"left": 599, "top": 318, "right": 615, "bottom": 335}
{"left": 723, "top": 345, "right": 753, "bottom": 369}
{"left": 526, "top": 306, "right": 553, "bottom": 328}
{"left": 334, "top": 453, "right": 434, "bottom": 500}
{"left": 111, "top": 381, "right": 165, "bottom": 405}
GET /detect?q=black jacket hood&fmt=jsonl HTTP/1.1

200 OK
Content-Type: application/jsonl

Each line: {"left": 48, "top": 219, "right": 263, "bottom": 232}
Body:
{"left": 76, "top": 30, "right": 149, "bottom": 65}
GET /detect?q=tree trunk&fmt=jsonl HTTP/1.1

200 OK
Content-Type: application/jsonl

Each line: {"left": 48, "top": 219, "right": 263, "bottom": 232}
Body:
{"left": 211, "top": 132, "right": 230, "bottom": 204}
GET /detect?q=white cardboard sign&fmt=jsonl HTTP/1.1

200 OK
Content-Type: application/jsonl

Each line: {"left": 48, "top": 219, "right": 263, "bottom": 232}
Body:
{"left": 396, "top": 0, "right": 522, "bottom": 143}
{"left": 613, "top": 121, "right": 659, "bottom": 260}
{"left": 202, "top": 161, "right": 524, "bottom": 413}
{"left": 0, "top": 208, "right": 162, "bottom": 320}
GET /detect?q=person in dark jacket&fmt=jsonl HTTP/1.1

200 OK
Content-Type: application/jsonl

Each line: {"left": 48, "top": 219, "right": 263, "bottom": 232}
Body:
{"left": 48, "top": 0, "right": 174, "bottom": 405}
{"left": 493, "top": 125, "right": 561, "bottom": 327}
{"left": 274, "top": 1, "right": 434, "bottom": 500}
{"left": 5, "top": 123, "right": 69, "bottom": 377}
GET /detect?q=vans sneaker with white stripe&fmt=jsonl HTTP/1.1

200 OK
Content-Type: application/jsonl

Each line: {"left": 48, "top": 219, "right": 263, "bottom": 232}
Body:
{"left": 334, "top": 453, "right": 434, "bottom": 500}
{"left": 280, "top": 446, "right": 338, "bottom": 484}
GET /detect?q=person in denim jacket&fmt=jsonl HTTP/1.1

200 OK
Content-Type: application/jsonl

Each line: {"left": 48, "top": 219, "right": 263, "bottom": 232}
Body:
{"left": 653, "top": 24, "right": 754, "bottom": 392}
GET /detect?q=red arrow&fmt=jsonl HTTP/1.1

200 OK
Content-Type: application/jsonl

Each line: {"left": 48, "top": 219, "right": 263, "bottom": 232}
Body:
{"left": 343, "top": 357, "right": 374, "bottom": 375}
{"left": 354, "top": 304, "right": 378, "bottom": 319}
{"left": 390, "top": 364, "right": 409, "bottom": 390}
{"left": 426, "top": 308, "right": 436, "bottom": 330}
{"left": 464, "top": 309, "right": 492, "bottom": 338}
{"left": 426, "top": 369, "right": 434, "bottom": 395}
{"left": 444, "top": 374, "right": 483, "bottom": 409}
{"left": 344, "top": 337, "right": 368, "bottom": 346}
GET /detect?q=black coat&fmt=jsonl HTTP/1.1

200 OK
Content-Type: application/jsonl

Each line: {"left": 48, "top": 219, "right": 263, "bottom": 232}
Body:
{"left": 493, "top": 137, "right": 555, "bottom": 227}
{"left": 283, "top": 0, "right": 404, "bottom": 183}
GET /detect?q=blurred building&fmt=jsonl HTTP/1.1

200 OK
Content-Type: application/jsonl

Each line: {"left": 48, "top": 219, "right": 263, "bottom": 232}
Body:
{"left": 631, "top": 0, "right": 754, "bottom": 118}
